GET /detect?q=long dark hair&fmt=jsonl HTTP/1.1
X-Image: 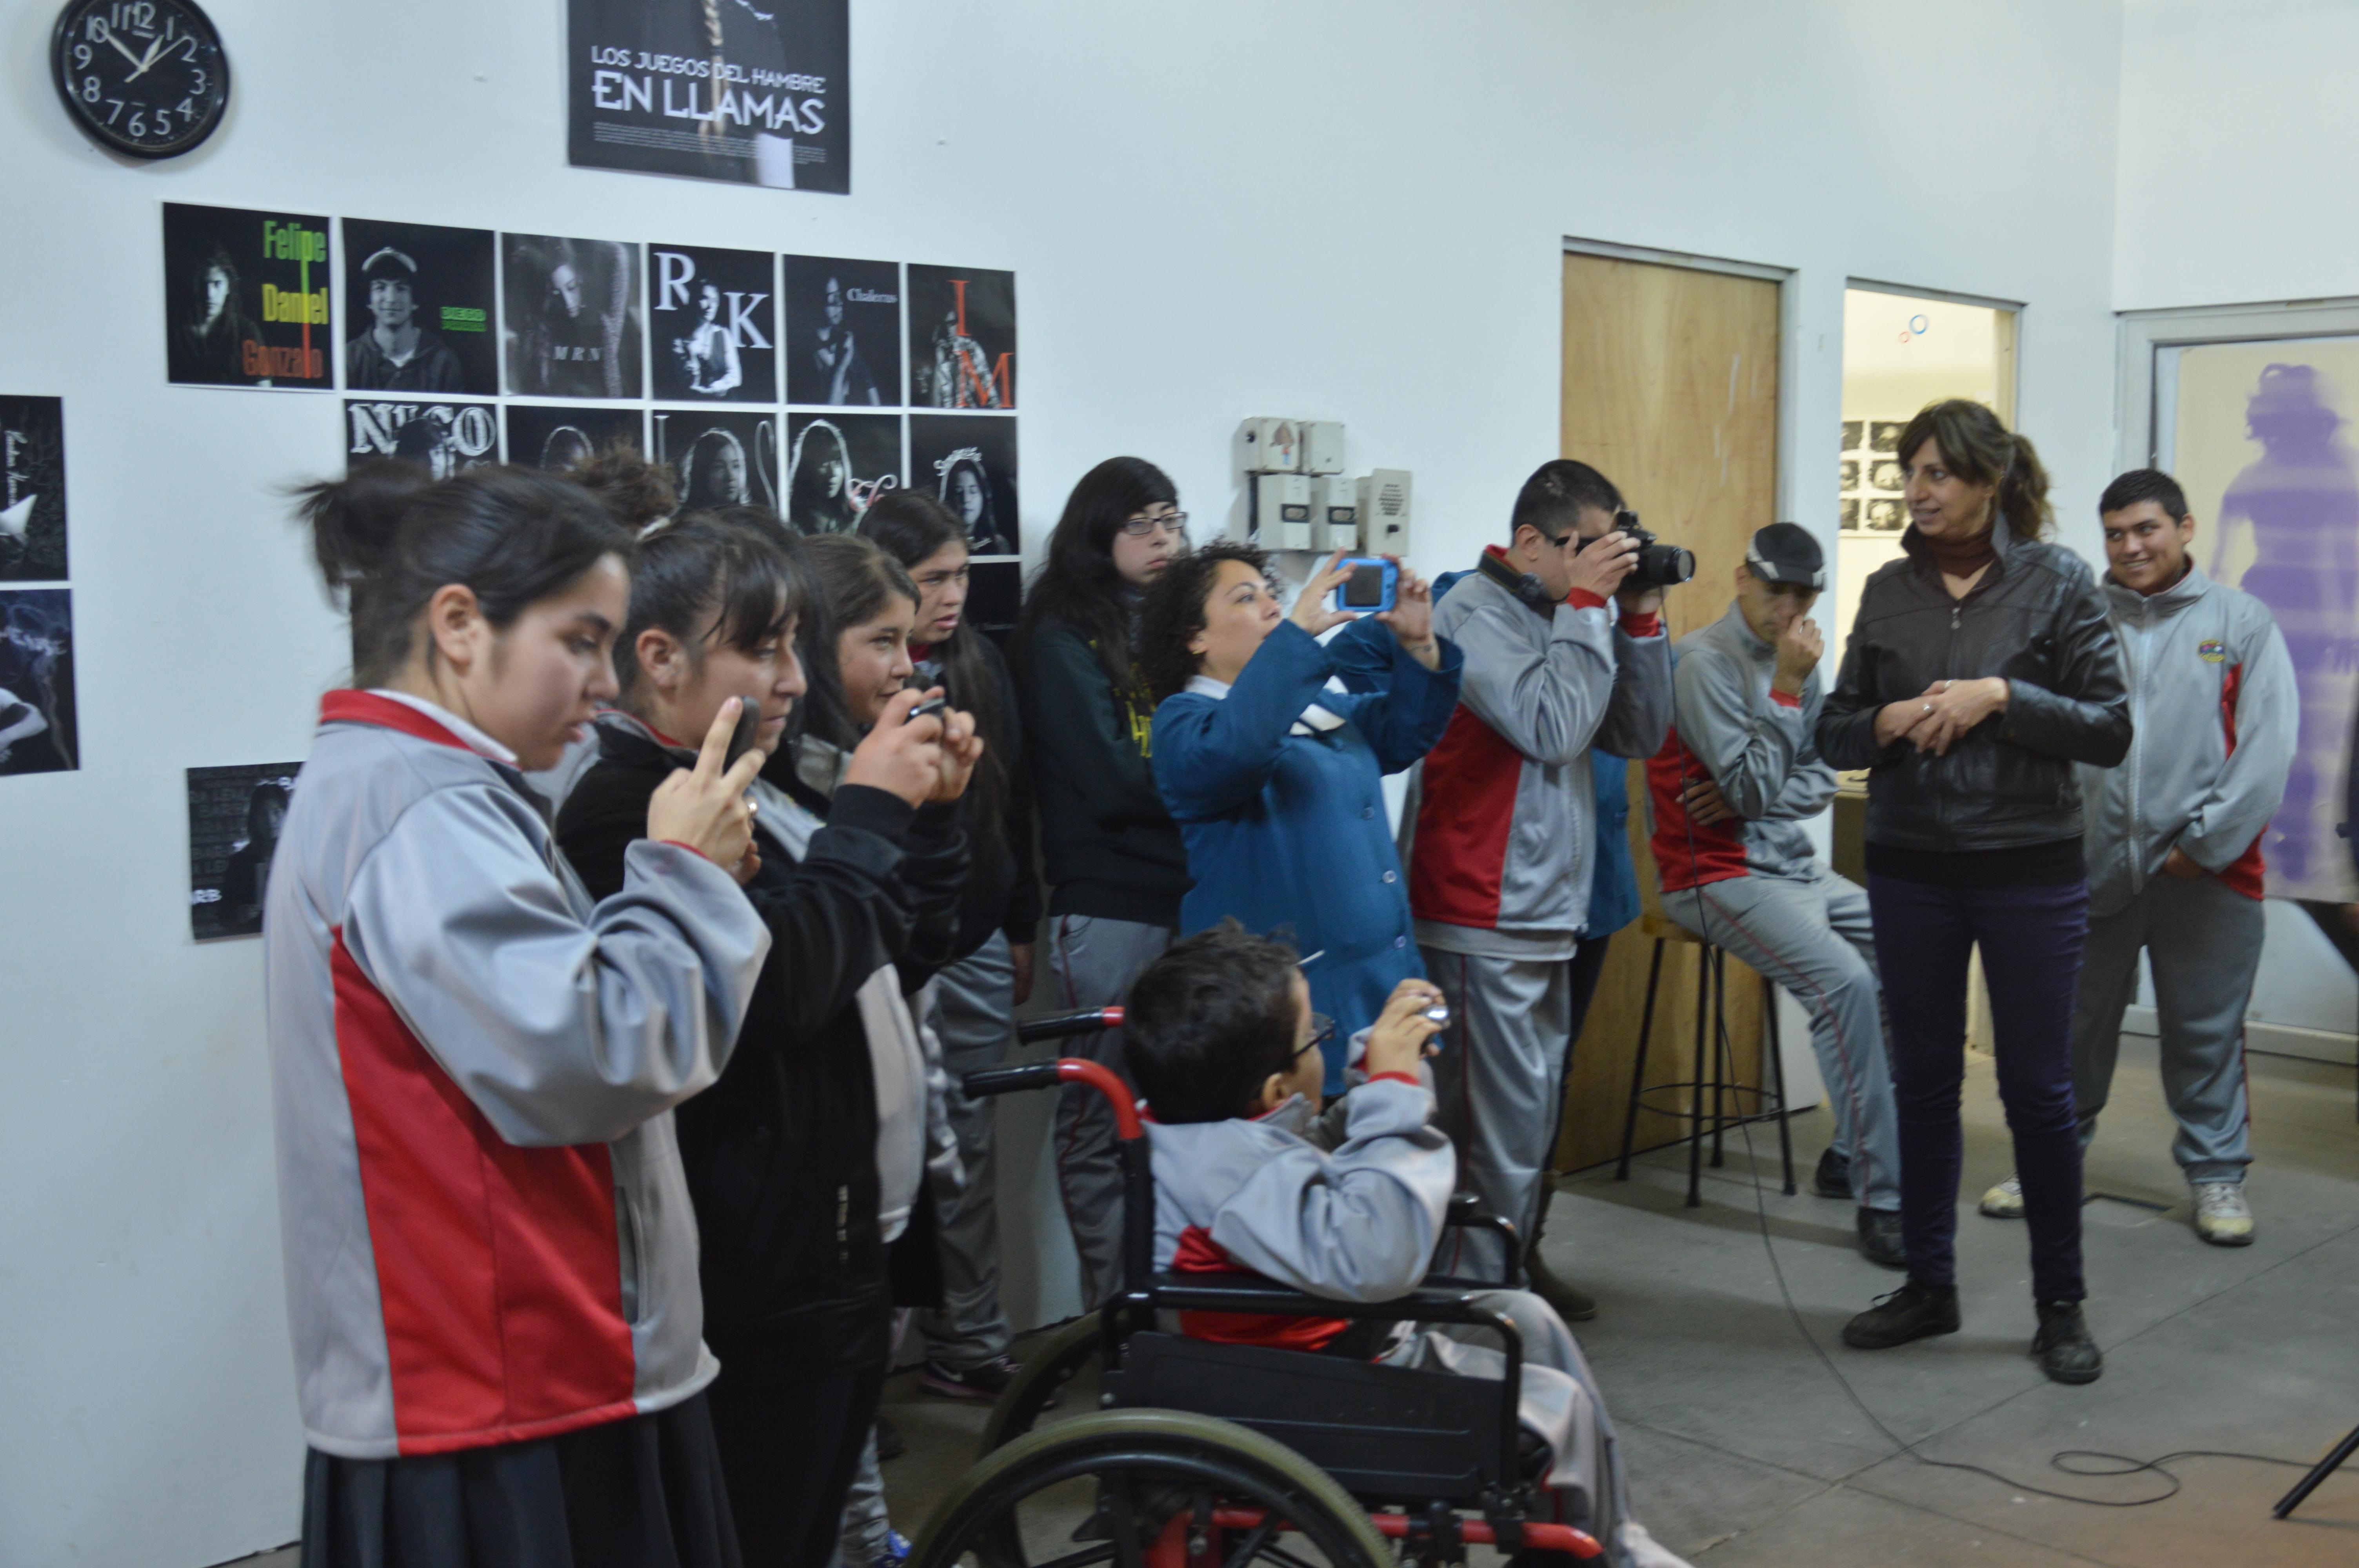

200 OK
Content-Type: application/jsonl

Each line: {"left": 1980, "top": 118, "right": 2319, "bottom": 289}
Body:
{"left": 1895, "top": 399, "right": 2054, "bottom": 543}
{"left": 860, "top": 490, "right": 1011, "bottom": 840}
{"left": 791, "top": 533, "right": 920, "bottom": 752}
{"left": 1138, "top": 539, "right": 1267, "bottom": 704}
{"left": 293, "top": 461, "right": 635, "bottom": 686}
{"left": 613, "top": 515, "right": 803, "bottom": 705}
{"left": 1013, "top": 456, "right": 1178, "bottom": 689}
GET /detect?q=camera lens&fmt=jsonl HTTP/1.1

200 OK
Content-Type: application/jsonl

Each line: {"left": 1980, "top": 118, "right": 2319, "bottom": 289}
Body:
{"left": 1423, "top": 1001, "right": 1451, "bottom": 1026}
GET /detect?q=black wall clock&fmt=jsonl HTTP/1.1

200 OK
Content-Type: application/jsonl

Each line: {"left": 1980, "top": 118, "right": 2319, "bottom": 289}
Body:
{"left": 51, "top": 0, "right": 230, "bottom": 160}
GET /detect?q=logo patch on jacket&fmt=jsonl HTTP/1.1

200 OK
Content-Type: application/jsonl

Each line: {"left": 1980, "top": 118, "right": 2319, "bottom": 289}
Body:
{"left": 2197, "top": 639, "right": 2227, "bottom": 663}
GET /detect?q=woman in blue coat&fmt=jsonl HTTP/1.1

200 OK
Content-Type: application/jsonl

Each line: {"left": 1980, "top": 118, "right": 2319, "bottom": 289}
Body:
{"left": 1138, "top": 544, "right": 1463, "bottom": 1089}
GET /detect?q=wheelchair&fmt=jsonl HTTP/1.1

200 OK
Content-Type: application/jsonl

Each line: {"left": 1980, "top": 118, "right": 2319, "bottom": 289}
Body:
{"left": 911, "top": 1007, "right": 1607, "bottom": 1568}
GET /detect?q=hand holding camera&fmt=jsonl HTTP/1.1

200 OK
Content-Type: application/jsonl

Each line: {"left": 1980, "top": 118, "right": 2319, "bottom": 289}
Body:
{"left": 846, "top": 687, "right": 949, "bottom": 808}
{"left": 1290, "top": 550, "right": 1360, "bottom": 637}
{"left": 1365, "top": 977, "right": 1449, "bottom": 1080}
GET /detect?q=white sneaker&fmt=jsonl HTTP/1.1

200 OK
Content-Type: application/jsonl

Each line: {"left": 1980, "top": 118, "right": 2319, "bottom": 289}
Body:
{"left": 1978, "top": 1174, "right": 2025, "bottom": 1218}
{"left": 2192, "top": 1181, "right": 2254, "bottom": 1246}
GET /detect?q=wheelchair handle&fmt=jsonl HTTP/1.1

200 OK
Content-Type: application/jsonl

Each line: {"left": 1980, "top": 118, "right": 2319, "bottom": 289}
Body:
{"left": 962, "top": 1057, "right": 1143, "bottom": 1141}
{"left": 1015, "top": 1005, "right": 1123, "bottom": 1044}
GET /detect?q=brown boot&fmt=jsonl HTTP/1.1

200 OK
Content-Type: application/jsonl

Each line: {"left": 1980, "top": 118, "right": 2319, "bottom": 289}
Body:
{"left": 1524, "top": 1247, "right": 1598, "bottom": 1321}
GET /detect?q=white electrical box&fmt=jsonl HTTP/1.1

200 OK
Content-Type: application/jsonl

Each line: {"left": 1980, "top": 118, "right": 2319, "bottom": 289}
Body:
{"left": 1301, "top": 421, "right": 1346, "bottom": 475}
{"left": 1314, "top": 474, "right": 1360, "bottom": 551}
{"left": 1357, "top": 469, "right": 1412, "bottom": 555}
{"left": 1254, "top": 472, "right": 1316, "bottom": 550}
{"left": 1236, "top": 418, "right": 1301, "bottom": 474}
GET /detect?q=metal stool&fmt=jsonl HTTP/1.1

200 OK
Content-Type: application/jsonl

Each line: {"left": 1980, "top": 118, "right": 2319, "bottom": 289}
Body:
{"left": 1613, "top": 916, "right": 1794, "bottom": 1206}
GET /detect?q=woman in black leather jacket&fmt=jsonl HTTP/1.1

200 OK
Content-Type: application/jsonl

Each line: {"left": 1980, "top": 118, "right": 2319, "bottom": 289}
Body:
{"left": 1818, "top": 399, "right": 2128, "bottom": 1385}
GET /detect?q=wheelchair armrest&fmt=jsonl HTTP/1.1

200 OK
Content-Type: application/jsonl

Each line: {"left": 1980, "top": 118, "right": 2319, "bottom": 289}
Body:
{"left": 1148, "top": 1272, "right": 1519, "bottom": 1347}
{"left": 1434, "top": 1194, "right": 1519, "bottom": 1287}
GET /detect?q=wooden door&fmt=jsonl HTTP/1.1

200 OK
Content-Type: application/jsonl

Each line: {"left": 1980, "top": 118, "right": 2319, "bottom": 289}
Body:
{"left": 1555, "top": 252, "right": 1782, "bottom": 1172}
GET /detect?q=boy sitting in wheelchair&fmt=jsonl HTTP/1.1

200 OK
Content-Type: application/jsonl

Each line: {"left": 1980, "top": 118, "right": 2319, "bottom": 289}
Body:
{"left": 1124, "top": 924, "right": 1688, "bottom": 1568}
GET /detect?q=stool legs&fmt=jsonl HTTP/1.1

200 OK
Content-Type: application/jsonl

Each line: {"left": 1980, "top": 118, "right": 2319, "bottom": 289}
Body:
{"left": 1614, "top": 938, "right": 1668, "bottom": 1182}
{"left": 1687, "top": 944, "right": 1711, "bottom": 1208}
{"left": 1766, "top": 974, "right": 1796, "bottom": 1195}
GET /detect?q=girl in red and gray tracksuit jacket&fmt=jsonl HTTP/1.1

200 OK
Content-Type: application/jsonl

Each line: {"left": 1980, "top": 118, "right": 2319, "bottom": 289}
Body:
{"left": 264, "top": 463, "right": 770, "bottom": 1568}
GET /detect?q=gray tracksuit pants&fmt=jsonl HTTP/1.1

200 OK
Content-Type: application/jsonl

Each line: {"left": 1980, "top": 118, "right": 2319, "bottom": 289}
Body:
{"left": 919, "top": 932, "right": 1018, "bottom": 1370}
{"left": 1659, "top": 866, "right": 1902, "bottom": 1210}
{"left": 1424, "top": 947, "right": 1574, "bottom": 1282}
{"left": 2070, "top": 875, "right": 2261, "bottom": 1183}
{"left": 1048, "top": 913, "right": 1174, "bottom": 1307}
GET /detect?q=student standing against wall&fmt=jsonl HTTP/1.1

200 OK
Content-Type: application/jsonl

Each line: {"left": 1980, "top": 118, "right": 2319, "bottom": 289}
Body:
{"left": 1820, "top": 401, "right": 2129, "bottom": 1386}
{"left": 269, "top": 465, "right": 769, "bottom": 1567}
{"left": 1979, "top": 470, "right": 2295, "bottom": 1247}
{"left": 1013, "top": 457, "right": 1192, "bottom": 1307}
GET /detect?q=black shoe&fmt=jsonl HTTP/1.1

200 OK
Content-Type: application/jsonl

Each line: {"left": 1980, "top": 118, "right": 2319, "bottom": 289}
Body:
{"left": 1525, "top": 1249, "right": 1598, "bottom": 1321}
{"left": 1813, "top": 1147, "right": 1853, "bottom": 1200}
{"left": 2032, "top": 1301, "right": 2103, "bottom": 1385}
{"left": 1842, "top": 1279, "right": 1961, "bottom": 1349}
{"left": 1856, "top": 1207, "right": 1906, "bottom": 1269}
{"left": 874, "top": 1414, "right": 905, "bottom": 1461}
{"left": 921, "top": 1356, "right": 1018, "bottom": 1401}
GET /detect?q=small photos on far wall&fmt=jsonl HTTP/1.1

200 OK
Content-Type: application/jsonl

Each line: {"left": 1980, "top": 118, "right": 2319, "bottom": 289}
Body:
{"left": 649, "top": 244, "right": 778, "bottom": 404}
{"left": 906, "top": 265, "right": 1015, "bottom": 409}
{"left": 0, "top": 587, "right": 76, "bottom": 776}
{"left": 340, "top": 219, "right": 499, "bottom": 397}
{"left": 654, "top": 409, "right": 781, "bottom": 513}
{"left": 783, "top": 255, "right": 902, "bottom": 407}
{"left": 188, "top": 763, "right": 302, "bottom": 939}
{"left": 1, "top": 396, "right": 67, "bottom": 581}
{"left": 787, "top": 412, "right": 902, "bottom": 536}
{"left": 506, "top": 405, "right": 647, "bottom": 473}
{"left": 163, "top": 203, "right": 335, "bottom": 390}
{"left": 502, "top": 234, "right": 644, "bottom": 400}
{"left": 1839, "top": 419, "right": 1908, "bottom": 533}
{"left": 911, "top": 413, "right": 1018, "bottom": 557}
{"left": 347, "top": 399, "right": 502, "bottom": 476}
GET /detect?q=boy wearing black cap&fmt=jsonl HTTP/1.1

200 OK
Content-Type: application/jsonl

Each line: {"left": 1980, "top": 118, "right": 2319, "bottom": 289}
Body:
{"left": 1644, "top": 523, "right": 1906, "bottom": 1267}
{"left": 345, "top": 246, "right": 467, "bottom": 393}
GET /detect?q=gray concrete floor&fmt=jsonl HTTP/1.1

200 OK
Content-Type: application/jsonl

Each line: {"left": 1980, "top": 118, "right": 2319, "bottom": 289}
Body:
{"left": 874, "top": 1036, "right": 2359, "bottom": 1568}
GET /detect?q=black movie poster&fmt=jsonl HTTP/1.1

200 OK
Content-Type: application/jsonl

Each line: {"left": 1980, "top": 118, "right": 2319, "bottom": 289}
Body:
{"left": 503, "top": 235, "right": 643, "bottom": 399}
{"left": 649, "top": 244, "right": 777, "bottom": 403}
{"left": 164, "top": 203, "right": 334, "bottom": 390}
{"left": 654, "top": 409, "right": 780, "bottom": 512}
{"left": 347, "top": 400, "right": 502, "bottom": 476}
{"left": 783, "top": 256, "right": 899, "bottom": 406}
{"left": 0, "top": 588, "right": 76, "bottom": 776}
{"left": 787, "top": 412, "right": 899, "bottom": 535}
{"left": 567, "top": 0, "right": 850, "bottom": 195}
{"left": 911, "top": 413, "right": 1018, "bottom": 555}
{"left": 1, "top": 397, "right": 67, "bottom": 582}
{"left": 506, "top": 405, "right": 647, "bottom": 473}
{"left": 907, "top": 265, "right": 1014, "bottom": 409}
{"left": 188, "top": 763, "right": 301, "bottom": 939}
{"left": 341, "top": 220, "right": 498, "bottom": 396}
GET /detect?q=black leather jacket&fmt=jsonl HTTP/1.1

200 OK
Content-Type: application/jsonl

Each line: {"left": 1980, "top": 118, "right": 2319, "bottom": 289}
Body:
{"left": 1819, "top": 520, "right": 2130, "bottom": 851}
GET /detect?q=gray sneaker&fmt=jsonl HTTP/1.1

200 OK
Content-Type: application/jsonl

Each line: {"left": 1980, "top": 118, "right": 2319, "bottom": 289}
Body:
{"left": 2192, "top": 1181, "right": 2254, "bottom": 1246}
{"left": 1978, "top": 1174, "right": 2024, "bottom": 1218}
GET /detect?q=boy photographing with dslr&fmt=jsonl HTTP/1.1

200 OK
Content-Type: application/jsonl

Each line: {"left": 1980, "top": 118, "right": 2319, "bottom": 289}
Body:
{"left": 1123, "top": 924, "right": 1689, "bottom": 1568}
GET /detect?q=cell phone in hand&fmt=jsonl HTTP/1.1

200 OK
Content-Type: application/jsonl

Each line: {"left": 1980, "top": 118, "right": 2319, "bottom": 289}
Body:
{"left": 723, "top": 704, "right": 763, "bottom": 770}
{"left": 1332, "top": 557, "right": 1399, "bottom": 615}
{"left": 905, "top": 694, "right": 949, "bottom": 725}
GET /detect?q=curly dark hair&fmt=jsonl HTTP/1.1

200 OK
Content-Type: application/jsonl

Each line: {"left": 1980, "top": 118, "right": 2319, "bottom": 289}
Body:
{"left": 1136, "top": 539, "right": 1270, "bottom": 705}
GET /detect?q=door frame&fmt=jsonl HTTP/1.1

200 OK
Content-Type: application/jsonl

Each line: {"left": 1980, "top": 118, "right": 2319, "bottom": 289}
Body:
{"left": 2117, "top": 296, "right": 2359, "bottom": 472}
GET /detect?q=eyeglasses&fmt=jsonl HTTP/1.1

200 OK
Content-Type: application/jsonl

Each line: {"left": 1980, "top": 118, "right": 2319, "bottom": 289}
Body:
{"left": 1296, "top": 1013, "right": 1336, "bottom": 1061}
{"left": 1120, "top": 511, "right": 1188, "bottom": 538}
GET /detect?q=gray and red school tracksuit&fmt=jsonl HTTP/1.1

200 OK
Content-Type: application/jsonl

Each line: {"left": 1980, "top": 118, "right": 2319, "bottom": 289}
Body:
{"left": 2072, "top": 564, "right": 2297, "bottom": 1183}
{"left": 1645, "top": 603, "right": 1901, "bottom": 1211}
{"left": 263, "top": 690, "right": 768, "bottom": 1461}
{"left": 1407, "top": 549, "right": 1671, "bottom": 1279}
{"left": 1144, "top": 1068, "right": 1689, "bottom": 1568}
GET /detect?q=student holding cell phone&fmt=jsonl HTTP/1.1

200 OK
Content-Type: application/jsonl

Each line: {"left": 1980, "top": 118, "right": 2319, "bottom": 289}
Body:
{"left": 1137, "top": 544, "right": 1463, "bottom": 1089}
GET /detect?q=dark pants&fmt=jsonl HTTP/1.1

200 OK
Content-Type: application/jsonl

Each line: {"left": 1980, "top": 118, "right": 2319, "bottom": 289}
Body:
{"left": 701, "top": 1318, "right": 887, "bottom": 1568}
{"left": 1866, "top": 875, "right": 2090, "bottom": 1303}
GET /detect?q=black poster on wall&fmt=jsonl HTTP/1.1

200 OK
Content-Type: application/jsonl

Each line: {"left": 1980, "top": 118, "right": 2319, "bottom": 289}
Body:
{"left": 0, "top": 588, "right": 76, "bottom": 776}
{"left": 506, "top": 405, "right": 648, "bottom": 472}
{"left": 503, "top": 235, "right": 644, "bottom": 400}
{"left": 649, "top": 244, "right": 777, "bottom": 403}
{"left": 783, "top": 256, "right": 899, "bottom": 406}
{"left": 347, "top": 400, "right": 502, "bottom": 476}
{"left": 567, "top": 0, "right": 850, "bottom": 195}
{"left": 911, "top": 413, "right": 1017, "bottom": 555}
{"left": 907, "top": 265, "right": 1015, "bottom": 409}
{"left": 787, "top": 412, "right": 899, "bottom": 535}
{"left": 163, "top": 204, "right": 334, "bottom": 390}
{"left": 654, "top": 409, "right": 780, "bottom": 512}
{"left": 340, "top": 220, "right": 498, "bottom": 396}
{"left": 1, "top": 397, "right": 67, "bottom": 582}
{"left": 188, "top": 763, "right": 301, "bottom": 940}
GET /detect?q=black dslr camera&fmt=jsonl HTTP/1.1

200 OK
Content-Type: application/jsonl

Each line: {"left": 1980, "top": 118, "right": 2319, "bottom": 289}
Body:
{"left": 1581, "top": 509, "right": 1696, "bottom": 588}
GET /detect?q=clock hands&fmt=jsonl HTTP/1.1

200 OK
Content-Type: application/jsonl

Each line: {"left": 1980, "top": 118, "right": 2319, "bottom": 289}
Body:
{"left": 125, "top": 32, "right": 167, "bottom": 83}
{"left": 102, "top": 27, "right": 148, "bottom": 71}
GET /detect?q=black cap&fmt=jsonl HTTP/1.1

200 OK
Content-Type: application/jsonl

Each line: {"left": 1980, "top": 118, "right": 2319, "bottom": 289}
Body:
{"left": 1746, "top": 522, "right": 1824, "bottom": 589}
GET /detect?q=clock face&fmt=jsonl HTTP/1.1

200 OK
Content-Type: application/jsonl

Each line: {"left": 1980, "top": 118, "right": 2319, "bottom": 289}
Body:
{"left": 51, "top": 0, "right": 230, "bottom": 160}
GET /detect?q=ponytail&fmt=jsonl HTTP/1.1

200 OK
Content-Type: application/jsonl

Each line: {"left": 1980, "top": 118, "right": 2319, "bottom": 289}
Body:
{"left": 292, "top": 461, "right": 637, "bottom": 687}
{"left": 1892, "top": 399, "right": 2052, "bottom": 542}
{"left": 1994, "top": 432, "right": 2054, "bottom": 543}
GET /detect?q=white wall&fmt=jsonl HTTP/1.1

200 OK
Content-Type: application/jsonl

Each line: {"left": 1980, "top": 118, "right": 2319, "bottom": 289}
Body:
{"left": 0, "top": 2, "right": 2129, "bottom": 1563}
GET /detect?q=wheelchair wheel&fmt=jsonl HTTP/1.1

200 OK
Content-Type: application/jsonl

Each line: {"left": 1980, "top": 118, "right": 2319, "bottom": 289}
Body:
{"left": 914, "top": 1408, "right": 1395, "bottom": 1568}
{"left": 981, "top": 1312, "right": 1105, "bottom": 1455}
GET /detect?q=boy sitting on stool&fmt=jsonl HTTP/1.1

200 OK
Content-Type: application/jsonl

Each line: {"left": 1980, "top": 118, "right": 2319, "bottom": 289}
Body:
{"left": 1123, "top": 924, "right": 1688, "bottom": 1568}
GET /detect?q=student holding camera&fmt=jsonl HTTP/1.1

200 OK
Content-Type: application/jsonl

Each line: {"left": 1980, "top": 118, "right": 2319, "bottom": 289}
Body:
{"left": 1138, "top": 543, "right": 1462, "bottom": 1087}
{"left": 1408, "top": 460, "right": 1674, "bottom": 1294}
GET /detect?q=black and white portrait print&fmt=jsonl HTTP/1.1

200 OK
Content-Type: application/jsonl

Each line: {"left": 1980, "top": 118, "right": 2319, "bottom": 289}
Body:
{"left": 505, "top": 405, "right": 647, "bottom": 474}
{"left": 650, "top": 245, "right": 777, "bottom": 403}
{"left": 786, "top": 412, "right": 900, "bottom": 535}
{"left": 347, "top": 400, "right": 502, "bottom": 477}
{"left": 0, "top": 588, "right": 76, "bottom": 776}
{"left": 1868, "top": 421, "right": 1905, "bottom": 455}
{"left": 188, "top": 763, "right": 301, "bottom": 939}
{"left": 340, "top": 220, "right": 497, "bottom": 396}
{"left": 654, "top": 409, "right": 779, "bottom": 512}
{"left": 503, "top": 234, "right": 643, "bottom": 399}
{"left": 164, "top": 203, "right": 334, "bottom": 390}
{"left": 783, "top": 255, "right": 900, "bottom": 407}
{"left": 0, "top": 397, "right": 67, "bottom": 582}
{"left": 1864, "top": 498, "right": 1906, "bottom": 532}
{"left": 910, "top": 413, "right": 1017, "bottom": 555}
{"left": 906, "top": 265, "right": 1014, "bottom": 409}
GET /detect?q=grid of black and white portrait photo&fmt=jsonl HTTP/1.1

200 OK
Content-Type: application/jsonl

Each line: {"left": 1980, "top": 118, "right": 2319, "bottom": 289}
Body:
{"left": 1, "top": 396, "right": 76, "bottom": 779}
